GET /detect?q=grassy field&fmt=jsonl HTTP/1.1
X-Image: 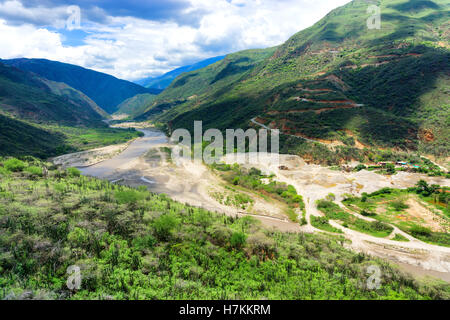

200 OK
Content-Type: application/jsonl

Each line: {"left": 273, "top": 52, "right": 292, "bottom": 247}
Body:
{"left": 48, "top": 125, "right": 144, "bottom": 154}
{"left": 316, "top": 199, "right": 394, "bottom": 238}
{"left": 0, "top": 114, "right": 143, "bottom": 158}
{"left": 0, "top": 157, "right": 449, "bottom": 300}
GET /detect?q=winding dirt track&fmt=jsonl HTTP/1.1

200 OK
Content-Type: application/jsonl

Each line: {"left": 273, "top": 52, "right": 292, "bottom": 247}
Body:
{"left": 227, "top": 153, "right": 450, "bottom": 281}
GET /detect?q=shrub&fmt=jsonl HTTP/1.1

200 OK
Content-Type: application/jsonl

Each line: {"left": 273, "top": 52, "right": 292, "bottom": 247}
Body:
{"left": 132, "top": 234, "right": 157, "bottom": 250}
{"left": 410, "top": 225, "right": 432, "bottom": 237}
{"left": 311, "top": 216, "right": 342, "bottom": 233}
{"left": 67, "top": 227, "right": 90, "bottom": 248}
{"left": 360, "top": 210, "right": 376, "bottom": 217}
{"left": 326, "top": 193, "right": 336, "bottom": 201}
{"left": 386, "top": 163, "right": 396, "bottom": 174}
{"left": 115, "top": 190, "right": 145, "bottom": 205}
{"left": 369, "top": 188, "right": 393, "bottom": 197}
{"left": 300, "top": 217, "right": 307, "bottom": 226}
{"left": 153, "top": 214, "right": 180, "bottom": 241}
{"left": 246, "top": 232, "right": 275, "bottom": 257}
{"left": 230, "top": 231, "right": 247, "bottom": 249}
{"left": 3, "top": 158, "right": 26, "bottom": 172}
{"left": 0, "top": 166, "right": 8, "bottom": 176}
{"left": 67, "top": 167, "right": 81, "bottom": 177}
{"left": 390, "top": 200, "right": 409, "bottom": 211}
{"left": 207, "top": 224, "right": 232, "bottom": 246}
{"left": 25, "top": 166, "right": 43, "bottom": 177}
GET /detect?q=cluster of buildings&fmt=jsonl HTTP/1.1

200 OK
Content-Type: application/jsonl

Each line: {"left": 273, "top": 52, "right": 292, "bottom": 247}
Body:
{"left": 377, "top": 161, "right": 421, "bottom": 169}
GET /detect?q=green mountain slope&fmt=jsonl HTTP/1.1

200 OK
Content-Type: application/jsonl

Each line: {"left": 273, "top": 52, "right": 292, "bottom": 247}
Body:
{"left": 114, "top": 93, "right": 156, "bottom": 118}
{"left": 1, "top": 58, "right": 161, "bottom": 114}
{"left": 135, "top": 48, "right": 277, "bottom": 122}
{"left": 0, "top": 62, "right": 142, "bottom": 158}
{"left": 136, "top": 55, "right": 225, "bottom": 89}
{"left": 42, "top": 79, "right": 110, "bottom": 119}
{"left": 136, "top": 0, "right": 450, "bottom": 161}
{"left": 0, "top": 113, "right": 67, "bottom": 158}
{"left": 0, "top": 62, "right": 106, "bottom": 125}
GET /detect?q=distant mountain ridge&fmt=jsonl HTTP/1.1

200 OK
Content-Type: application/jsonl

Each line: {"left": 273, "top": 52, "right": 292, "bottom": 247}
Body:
{"left": 1, "top": 58, "right": 162, "bottom": 114}
{"left": 0, "top": 61, "right": 145, "bottom": 158}
{"left": 0, "top": 61, "right": 106, "bottom": 125}
{"left": 136, "top": 56, "right": 226, "bottom": 89}
{"left": 114, "top": 93, "right": 156, "bottom": 118}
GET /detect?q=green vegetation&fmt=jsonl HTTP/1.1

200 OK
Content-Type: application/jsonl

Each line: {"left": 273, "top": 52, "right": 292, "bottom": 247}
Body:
{"left": 0, "top": 61, "right": 143, "bottom": 158}
{"left": 1, "top": 157, "right": 449, "bottom": 300}
{"left": 310, "top": 216, "right": 343, "bottom": 234}
{"left": 114, "top": 94, "right": 156, "bottom": 118}
{"left": 343, "top": 182, "right": 450, "bottom": 246}
{"left": 212, "top": 164, "right": 305, "bottom": 222}
{"left": 0, "top": 114, "right": 143, "bottom": 158}
{"left": 316, "top": 200, "right": 394, "bottom": 238}
{"left": 211, "top": 187, "right": 254, "bottom": 210}
{"left": 2, "top": 58, "right": 159, "bottom": 114}
{"left": 0, "top": 62, "right": 106, "bottom": 125}
{"left": 48, "top": 125, "right": 143, "bottom": 155}
{"left": 392, "top": 234, "right": 410, "bottom": 242}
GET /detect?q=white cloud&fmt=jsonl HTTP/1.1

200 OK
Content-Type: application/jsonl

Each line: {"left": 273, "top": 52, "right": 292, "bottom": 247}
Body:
{"left": 0, "top": 0, "right": 351, "bottom": 80}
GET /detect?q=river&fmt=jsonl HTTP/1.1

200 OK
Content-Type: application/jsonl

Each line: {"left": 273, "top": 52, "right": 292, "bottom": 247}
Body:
{"left": 79, "top": 128, "right": 168, "bottom": 179}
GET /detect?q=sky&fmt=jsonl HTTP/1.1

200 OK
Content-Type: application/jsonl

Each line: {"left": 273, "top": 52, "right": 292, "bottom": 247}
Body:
{"left": 0, "top": 0, "right": 351, "bottom": 81}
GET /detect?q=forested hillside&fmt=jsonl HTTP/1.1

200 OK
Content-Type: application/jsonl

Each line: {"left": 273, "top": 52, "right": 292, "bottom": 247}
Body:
{"left": 0, "top": 62, "right": 106, "bottom": 125}
{"left": 135, "top": 48, "right": 277, "bottom": 122}
{"left": 114, "top": 94, "right": 156, "bottom": 119}
{"left": 0, "top": 62, "right": 142, "bottom": 158}
{"left": 133, "top": 0, "right": 450, "bottom": 162}
{"left": 1, "top": 58, "right": 161, "bottom": 114}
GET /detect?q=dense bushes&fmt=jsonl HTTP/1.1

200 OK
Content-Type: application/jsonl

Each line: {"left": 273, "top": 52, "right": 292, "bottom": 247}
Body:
{"left": 3, "top": 158, "right": 26, "bottom": 172}
{"left": 1, "top": 158, "right": 448, "bottom": 300}
{"left": 310, "top": 216, "right": 342, "bottom": 233}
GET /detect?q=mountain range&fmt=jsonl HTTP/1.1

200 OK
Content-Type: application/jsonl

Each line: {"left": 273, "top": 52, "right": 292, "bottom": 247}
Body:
{"left": 0, "top": 62, "right": 106, "bottom": 125}
{"left": 0, "top": 0, "right": 448, "bottom": 164}
{"left": 1, "top": 58, "right": 161, "bottom": 114}
{"left": 128, "top": 0, "right": 449, "bottom": 164}
{"left": 0, "top": 60, "right": 147, "bottom": 157}
{"left": 135, "top": 55, "right": 225, "bottom": 90}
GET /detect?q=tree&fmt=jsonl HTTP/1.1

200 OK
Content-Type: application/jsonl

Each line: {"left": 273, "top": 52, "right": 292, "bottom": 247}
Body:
{"left": 230, "top": 231, "right": 247, "bottom": 249}
{"left": 153, "top": 214, "right": 180, "bottom": 241}
{"left": 385, "top": 163, "right": 396, "bottom": 174}
{"left": 415, "top": 180, "right": 431, "bottom": 196}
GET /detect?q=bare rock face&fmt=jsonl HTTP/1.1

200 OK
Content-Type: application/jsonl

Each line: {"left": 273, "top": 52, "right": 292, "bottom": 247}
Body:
{"left": 419, "top": 129, "right": 435, "bottom": 142}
